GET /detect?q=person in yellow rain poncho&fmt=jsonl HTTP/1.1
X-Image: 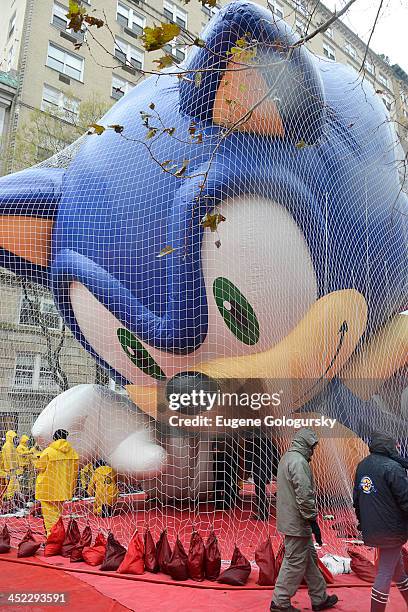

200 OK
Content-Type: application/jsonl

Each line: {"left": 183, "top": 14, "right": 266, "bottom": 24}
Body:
{"left": 35, "top": 429, "right": 79, "bottom": 535}
{"left": 87, "top": 459, "right": 118, "bottom": 517}
{"left": 80, "top": 462, "right": 94, "bottom": 497}
{"left": 1, "top": 430, "right": 19, "bottom": 500}
{"left": 16, "top": 435, "right": 33, "bottom": 500}
{"left": 0, "top": 453, "right": 8, "bottom": 502}
{"left": 29, "top": 441, "right": 42, "bottom": 494}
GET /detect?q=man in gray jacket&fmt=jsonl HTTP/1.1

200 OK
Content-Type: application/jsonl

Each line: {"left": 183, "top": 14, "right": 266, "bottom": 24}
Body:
{"left": 270, "top": 428, "right": 338, "bottom": 612}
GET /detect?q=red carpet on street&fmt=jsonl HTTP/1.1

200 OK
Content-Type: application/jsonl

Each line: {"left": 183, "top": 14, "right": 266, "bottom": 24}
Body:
{"left": 0, "top": 549, "right": 407, "bottom": 612}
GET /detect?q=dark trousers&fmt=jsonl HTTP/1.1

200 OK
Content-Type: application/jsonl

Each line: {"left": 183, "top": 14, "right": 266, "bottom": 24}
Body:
{"left": 254, "top": 474, "right": 269, "bottom": 519}
{"left": 101, "top": 504, "right": 113, "bottom": 517}
{"left": 371, "top": 546, "right": 408, "bottom": 609}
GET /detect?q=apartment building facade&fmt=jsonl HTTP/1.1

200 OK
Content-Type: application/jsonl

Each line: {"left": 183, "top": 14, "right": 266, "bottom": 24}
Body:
{"left": 0, "top": 0, "right": 406, "bottom": 436}
{"left": 0, "top": 70, "right": 17, "bottom": 175}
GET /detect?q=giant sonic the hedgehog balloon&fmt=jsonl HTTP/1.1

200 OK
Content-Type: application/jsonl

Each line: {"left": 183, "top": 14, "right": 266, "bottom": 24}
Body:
{"left": 0, "top": 1, "right": 407, "bottom": 495}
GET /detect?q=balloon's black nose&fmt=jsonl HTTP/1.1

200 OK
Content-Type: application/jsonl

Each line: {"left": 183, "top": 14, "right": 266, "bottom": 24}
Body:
{"left": 165, "top": 372, "right": 219, "bottom": 415}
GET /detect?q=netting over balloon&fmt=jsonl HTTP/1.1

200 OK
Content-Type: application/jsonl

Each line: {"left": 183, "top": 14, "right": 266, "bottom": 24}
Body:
{"left": 0, "top": 0, "right": 407, "bottom": 564}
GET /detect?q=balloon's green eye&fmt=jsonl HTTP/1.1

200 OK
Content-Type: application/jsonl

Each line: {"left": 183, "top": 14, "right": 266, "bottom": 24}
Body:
{"left": 117, "top": 328, "right": 166, "bottom": 381}
{"left": 213, "top": 277, "right": 260, "bottom": 345}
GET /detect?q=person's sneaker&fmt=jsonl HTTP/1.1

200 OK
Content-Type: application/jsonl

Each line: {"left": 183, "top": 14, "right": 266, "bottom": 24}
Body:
{"left": 312, "top": 594, "right": 339, "bottom": 611}
{"left": 270, "top": 603, "right": 300, "bottom": 612}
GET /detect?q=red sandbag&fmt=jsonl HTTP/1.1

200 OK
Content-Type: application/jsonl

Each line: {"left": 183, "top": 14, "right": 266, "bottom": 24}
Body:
{"left": 44, "top": 517, "right": 65, "bottom": 557}
{"left": 187, "top": 531, "right": 205, "bottom": 581}
{"left": 275, "top": 540, "right": 285, "bottom": 577}
{"left": 61, "top": 518, "right": 80, "bottom": 558}
{"left": 100, "top": 533, "right": 127, "bottom": 571}
{"left": 205, "top": 531, "right": 221, "bottom": 581}
{"left": 167, "top": 537, "right": 189, "bottom": 581}
{"left": 218, "top": 546, "right": 251, "bottom": 586}
{"left": 156, "top": 529, "right": 172, "bottom": 574}
{"left": 118, "top": 531, "right": 144, "bottom": 575}
{"left": 17, "top": 528, "right": 41, "bottom": 558}
{"left": 348, "top": 547, "right": 376, "bottom": 583}
{"left": 82, "top": 533, "right": 107, "bottom": 567}
{"left": 70, "top": 526, "right": 93, "bottom": 562}
{"left": 255, "top": 536, "right": 276, "bottom": 586}
{"left": 144, "top": 529, "right": 159, "bottom": 573}
{"left": 0, "top": 524, "right": 11, "bottom": 554}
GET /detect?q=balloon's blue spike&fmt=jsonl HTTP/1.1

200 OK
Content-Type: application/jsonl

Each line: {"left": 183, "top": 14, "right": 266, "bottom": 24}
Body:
{"left": 0, "top": 166, "right": 64, "bottom": 285}
{"left": 0, "top": 167, "right": 64, "bottom": 218}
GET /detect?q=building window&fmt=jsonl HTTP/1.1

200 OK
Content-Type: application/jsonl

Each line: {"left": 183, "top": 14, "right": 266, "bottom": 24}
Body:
{"left": 13, "top": 353, "right": 57, "bottom": 391}
{"left": 163, "top": 0, "right": 187, "bottom": 29}
{"left": 294, "top": 0, "right": 308, "bottom": 16}
{"left": 14, "top": 354, "right": 35, "bottom": 389}
{"left": 365, "top": 58, "right": 375, "bottom": 75}
{"left": 8, "top": 12, "right": 16, "bottom": 38}
{"left": 114, "top": 37, "right": 144, "bottom": 70}
{"left": 46, "top": 43, "right": 84, "bottom": 81}
{"left": 378, "top": 72, "right": 389, "bottom": 88}
{"left": 344, "top": 41, "right": 357, "bottom": 60}
{"left": 325, "top": 26, "right": 333, "bottom": 39}
{"left": 323, "top": 42, "right": 335, "bottom": 61}
{"left": 117, "top": 2, "right": 146, "bottom": 35}
{"left": 41, "top": 84, "right": 80, "bottom": 122}
{"left": 202, "top": 4, "right": 219, "bottom": 18}
{"left": 52, "top": 2, "right": 69, "bottom": 30}
{"left": 19, "top": 294, "right": 62, "bottom": 330}
{"left": 52, "top": 2, "right": 84, "bottom": 38}
{"left": 111, "top": 75, "right": 134, "bottom": 99}
{"left": 163, "top": 42, "right": 186, "bottom": 63}
{"left": 268, "top": 0, "right": 284, "bottom": 20}
{"left": 295, "top": 18, "right": 306, "bottom": 36}
{"left": 36, "top": 146, "right": 52, "bottom": 162}
{"left": 381, "top": 93, "right": 393, "bottom": 112}
{"left": 0, "top": 413, "right": 18, "bottom": 441}
{"left": 7, "top": 45, "right": 14, "bottom": 71}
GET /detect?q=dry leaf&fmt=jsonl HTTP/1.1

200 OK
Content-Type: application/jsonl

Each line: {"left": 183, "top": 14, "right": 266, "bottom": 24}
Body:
{"left": 108, "top": 124, "right": 124, "bottom": 133}
{"left": 88, "top": 123, "right": 106, "bottom": 135}
{"left": 157, "top": 245, "right": 177, "bottom": 258}
{"left": 174, "top": 159, "right": 190, "bottom": 177}
{"left": 201, "top": 212, "right": 226, "bottom": 232}
{"left": 153, "top": 55, "right": 175, "bottom": 69}
{"left": 141, "top": 24, "right": 180, "bottom": 52}
{"left": 295, "top": 139, "right": 309, "bottom": 149}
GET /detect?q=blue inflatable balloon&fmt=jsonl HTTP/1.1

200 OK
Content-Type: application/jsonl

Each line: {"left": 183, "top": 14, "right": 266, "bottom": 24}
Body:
{"left": 0, "top": 1, "right": 407, "bottom": 495}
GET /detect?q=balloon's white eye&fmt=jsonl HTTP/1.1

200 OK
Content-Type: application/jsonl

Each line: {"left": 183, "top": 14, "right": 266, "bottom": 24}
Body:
{"left": 200, "top": 195, "right": 318, "bottom": 359}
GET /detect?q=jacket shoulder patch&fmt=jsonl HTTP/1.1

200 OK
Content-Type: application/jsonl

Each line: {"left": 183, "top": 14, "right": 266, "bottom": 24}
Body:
{"left": 360, "top": 475, "right": 377, "bottom": 494}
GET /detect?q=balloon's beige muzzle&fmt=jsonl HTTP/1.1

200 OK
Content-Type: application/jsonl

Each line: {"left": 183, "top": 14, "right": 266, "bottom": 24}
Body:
{"left": 127, "top": 290, "right": 368, "bottom": 421}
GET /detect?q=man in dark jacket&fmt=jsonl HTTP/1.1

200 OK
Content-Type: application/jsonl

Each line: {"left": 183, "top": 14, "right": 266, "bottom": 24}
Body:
{"left": 270, "top": 428, "right": 338, "bottom": 612}
{"left": 353, "top": 432, "right": 408, "bottom": 611}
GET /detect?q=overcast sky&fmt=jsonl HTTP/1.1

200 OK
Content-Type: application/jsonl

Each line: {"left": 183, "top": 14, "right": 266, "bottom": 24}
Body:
{"left": 323, "top": 0, "right": 408, "bottom": 73}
